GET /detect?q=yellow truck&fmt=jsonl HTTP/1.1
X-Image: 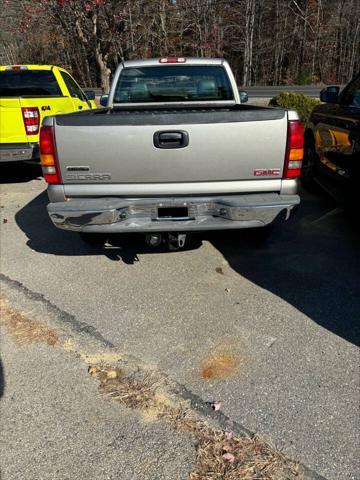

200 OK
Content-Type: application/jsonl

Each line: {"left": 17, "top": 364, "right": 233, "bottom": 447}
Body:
{"left": 0, "top": 64, "right": 96, "bottom": 163}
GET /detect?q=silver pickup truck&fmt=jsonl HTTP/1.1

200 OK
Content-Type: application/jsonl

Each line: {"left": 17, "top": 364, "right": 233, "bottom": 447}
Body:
{"left": 41, "top": 58, "right": 303, "bottom": 248}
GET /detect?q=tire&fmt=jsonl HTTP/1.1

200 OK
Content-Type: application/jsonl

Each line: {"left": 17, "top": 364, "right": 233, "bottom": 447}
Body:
{"left": 301, "top": 134, "right": 321, "bottom": 193}
{"left": 79, "top": 232, "right": 106, "bottom": 246}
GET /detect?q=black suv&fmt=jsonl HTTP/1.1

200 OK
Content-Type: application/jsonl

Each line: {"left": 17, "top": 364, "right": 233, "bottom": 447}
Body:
{"left": 302, "top": 73, "right": 360, "bottom": 208}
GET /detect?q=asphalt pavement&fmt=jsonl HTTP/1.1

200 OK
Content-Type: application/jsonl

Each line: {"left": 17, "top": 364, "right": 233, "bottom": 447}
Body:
{"left": 0, "top": 163, "right": 359, "bottom": 480}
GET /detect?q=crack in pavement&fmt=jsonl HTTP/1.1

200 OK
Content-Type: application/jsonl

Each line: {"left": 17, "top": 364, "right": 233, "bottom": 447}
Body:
{"left": 0, "top": 273, "right": 327, "bottom": 480}
{"left": 0, "top": 273, "right": 114, "bottom": 348}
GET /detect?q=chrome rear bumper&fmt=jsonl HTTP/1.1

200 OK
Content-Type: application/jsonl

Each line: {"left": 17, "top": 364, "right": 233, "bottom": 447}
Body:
{"left": 47, "top": 193, "right": 300, "bottom": 233}
{"left": 0, "top": 143, "right": 37, "bottom": 163}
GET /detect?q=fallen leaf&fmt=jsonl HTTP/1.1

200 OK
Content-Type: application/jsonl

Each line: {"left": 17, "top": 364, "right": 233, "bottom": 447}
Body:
{"left": 88, "top": 366, "right": 98, "bottom": 377}
{"left": 223, "top": 452, "right": 235, "bottom": 463}
{"left": 106, "top": 368, "right": 120, "bottom": 379}
{"left": 3, "top": 218, "right": 8, "bottom": 224}
{"left": 216, "top": 267, "right": 224, "bottom": 275}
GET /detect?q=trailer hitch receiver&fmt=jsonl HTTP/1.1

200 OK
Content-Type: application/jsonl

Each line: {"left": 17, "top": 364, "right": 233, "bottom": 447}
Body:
{"left": 168, "top": 233, "right": 187, "bottom": 250}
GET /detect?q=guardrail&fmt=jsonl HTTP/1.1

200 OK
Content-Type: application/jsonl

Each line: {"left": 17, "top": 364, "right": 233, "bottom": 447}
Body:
{"left": 84, "top": 88, "right": 104, "bottom": 96}
{"left": 84, "top": 85, "right": 345, "bottom": 99}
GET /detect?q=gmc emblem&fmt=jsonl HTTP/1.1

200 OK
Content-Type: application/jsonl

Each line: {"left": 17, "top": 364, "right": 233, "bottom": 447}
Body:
{"left": 254, "top": 169, "right": 281, "bottom": 177}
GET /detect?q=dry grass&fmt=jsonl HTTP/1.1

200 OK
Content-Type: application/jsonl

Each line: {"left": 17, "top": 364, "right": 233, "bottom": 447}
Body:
{"left": 0, "top": 296, "right": 58, "bottom": 346}
{"left": 189, "top": 431, "right": 300, "bottom": 480}
{"left": 90, "top": 365, "right": 302, "bottom": 480}
{"left": 92, "top": 366, "right": 157, "bottom": 411}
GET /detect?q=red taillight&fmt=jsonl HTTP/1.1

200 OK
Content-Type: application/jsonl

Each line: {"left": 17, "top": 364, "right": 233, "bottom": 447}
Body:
{"left": 159, "top": 57, "right": 186, "bottom": 63}
{"left": 40, "top": 126, "right": 62, "bottom": 184}
{"left": 21, "top": 107, "right": 40, "bottom": 136}
{"left": 283, "top": 120, "right": 304, "bottom": 179}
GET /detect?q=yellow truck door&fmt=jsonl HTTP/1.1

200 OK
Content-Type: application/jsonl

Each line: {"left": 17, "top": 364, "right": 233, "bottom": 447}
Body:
{"left": 56, "top": 69, "right": 93, "bottom": 112}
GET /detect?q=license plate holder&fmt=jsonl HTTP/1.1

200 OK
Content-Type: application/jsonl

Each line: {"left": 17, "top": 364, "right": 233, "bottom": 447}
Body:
{"left": 156, "top": 206, "right": 190, "bottom": 220}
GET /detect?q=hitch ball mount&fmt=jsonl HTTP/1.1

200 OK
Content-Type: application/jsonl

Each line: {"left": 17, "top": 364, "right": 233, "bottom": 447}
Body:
{"left": 145, "top": 233, "right": 187, "bottom": 250}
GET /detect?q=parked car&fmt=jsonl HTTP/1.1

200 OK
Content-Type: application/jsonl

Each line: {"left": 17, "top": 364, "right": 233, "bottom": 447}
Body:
{"left": 301, "top": 73, "right": 360, "bottom": 207}
{"left": 40, "top": 57, "right": 303, "bottom": 249}
{"left": 0, "top": 64, "right": 96, "bottom": 163}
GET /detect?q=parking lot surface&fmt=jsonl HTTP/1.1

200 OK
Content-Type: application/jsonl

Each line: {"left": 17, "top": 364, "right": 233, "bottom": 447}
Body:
{"left": 1, "top": 164, "right": 359, "bottom": 479}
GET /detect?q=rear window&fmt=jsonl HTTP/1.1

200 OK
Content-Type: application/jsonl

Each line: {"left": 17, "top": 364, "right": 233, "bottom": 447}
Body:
{"left": 113, "top": 65, "right": 234, "bottom": 103}
{"left": 0, "top": 70, "right": 62, "bottom": 97}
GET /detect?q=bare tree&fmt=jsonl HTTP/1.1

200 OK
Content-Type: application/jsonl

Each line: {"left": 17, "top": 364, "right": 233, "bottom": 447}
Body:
{"left": 2, "top": 0, "right": 359, "bottom": 88}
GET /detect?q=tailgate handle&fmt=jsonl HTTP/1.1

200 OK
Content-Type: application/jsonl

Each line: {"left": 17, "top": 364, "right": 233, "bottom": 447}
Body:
{"left": 154, "top": 130, "right": 189, "bottom": 149}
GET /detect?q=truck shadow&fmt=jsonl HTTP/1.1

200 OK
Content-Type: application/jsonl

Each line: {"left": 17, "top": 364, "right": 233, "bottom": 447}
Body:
{"left": 207, "top": 192, "right": 360, "bottom": 347}
{"left": 16, "top": 191, "right": 360, "bottom": 345}
{"left": 15, "top": 191, "right": 97, "bottom": 256}
{"left": 0, "top": 163, "right": 42, "bottom": 184}
{"left": 101, "top": 235, "right": 202, "bottom": 263}
{"left": 14, "top": 191, "right": 202, "bottom": 261}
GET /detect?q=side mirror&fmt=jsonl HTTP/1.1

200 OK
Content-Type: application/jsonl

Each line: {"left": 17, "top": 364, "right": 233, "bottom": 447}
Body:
{"left": 238, "top": 90, "right": 249, "bottom": 103}
{"left": 100, "top": 95, "right": 109, "bottom": 107}
{"left": 84, "top": 89, "right": 96, "bottom": 101}
{"left": 320, "top": 86, "right": 340, "bottom": 103}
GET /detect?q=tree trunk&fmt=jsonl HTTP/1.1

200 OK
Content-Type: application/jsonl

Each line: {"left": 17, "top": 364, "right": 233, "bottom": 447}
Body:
{"left": 243, "top": 0, "right": 255, "bottom": 86}
{"left": 95, "top": 50, "right": 111, "bottom": 92}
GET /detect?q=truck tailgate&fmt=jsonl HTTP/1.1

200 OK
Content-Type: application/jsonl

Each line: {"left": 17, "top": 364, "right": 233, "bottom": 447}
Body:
{"left": 54, "top": 107, "right": 288, "bottom": 186}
